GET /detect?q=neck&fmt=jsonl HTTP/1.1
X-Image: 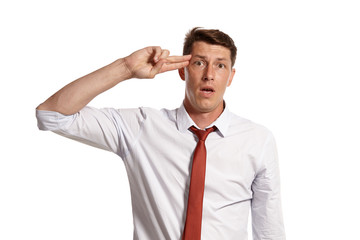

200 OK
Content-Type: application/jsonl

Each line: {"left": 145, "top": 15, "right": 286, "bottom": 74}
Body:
{"left": 184, "top": 101, "right": 224, "bottom": 129}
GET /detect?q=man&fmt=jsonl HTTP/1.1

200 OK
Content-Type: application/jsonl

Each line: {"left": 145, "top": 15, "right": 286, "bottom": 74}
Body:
{"left": 36, "top": 27, "right": 285, "bottom": 240}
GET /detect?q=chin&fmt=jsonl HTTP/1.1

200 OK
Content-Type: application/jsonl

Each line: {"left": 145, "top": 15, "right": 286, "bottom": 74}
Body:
{"left": 184, "top": 96, "right": 222, "bottom": 114}
{"left": 196, "top": 103, "right": 219, "bottom": 113}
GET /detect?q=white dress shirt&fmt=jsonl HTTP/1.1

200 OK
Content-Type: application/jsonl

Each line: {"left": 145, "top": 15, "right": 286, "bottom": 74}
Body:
{"left": 36, "top": 104, "right": 285, "bottom": 240}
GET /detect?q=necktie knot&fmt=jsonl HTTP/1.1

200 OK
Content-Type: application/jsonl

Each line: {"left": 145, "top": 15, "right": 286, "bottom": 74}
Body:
{"left": 189, "top": 126, "right": 217, "bottom": 141}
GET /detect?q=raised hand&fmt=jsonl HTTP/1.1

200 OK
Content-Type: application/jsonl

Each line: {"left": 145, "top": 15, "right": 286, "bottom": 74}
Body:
{"left": 124, "top": 46, "right": 191, "bottom": 79}
{"left": 37, "top": 46, "right": 191, "bottom": 115}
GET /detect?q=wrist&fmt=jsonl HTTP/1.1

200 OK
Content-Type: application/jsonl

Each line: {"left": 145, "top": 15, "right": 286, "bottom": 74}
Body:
{"left": 112, "top": 57, "right": 133, "bottom": 82}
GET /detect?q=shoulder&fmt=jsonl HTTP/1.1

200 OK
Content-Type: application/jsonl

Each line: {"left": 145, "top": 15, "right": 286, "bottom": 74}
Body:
{"left": 228, "top": 111, "right": 274, "bottom": 141}
{"left": 107, "top": 106, "right": 176, "bottom": 124}
{"left": 72, "top": 106, "right": 176, "bottom": 124}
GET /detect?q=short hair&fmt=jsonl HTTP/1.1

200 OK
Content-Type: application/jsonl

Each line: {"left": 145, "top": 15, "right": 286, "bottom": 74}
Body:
{"left": 183, "top": 27, "right": 237, "bottom": 67}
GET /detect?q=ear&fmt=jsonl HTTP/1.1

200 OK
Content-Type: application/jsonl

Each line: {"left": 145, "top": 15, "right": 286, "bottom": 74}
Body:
{"left": 178, "top": 68, "right": 185, "bottom": 81}
{"left": 227, "top": 68, "right": 236, "bottom": 87}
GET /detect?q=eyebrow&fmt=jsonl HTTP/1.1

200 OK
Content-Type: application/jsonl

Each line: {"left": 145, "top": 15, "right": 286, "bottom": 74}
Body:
{"left": 193, "top": 55, "right": 229, "bottom": 62}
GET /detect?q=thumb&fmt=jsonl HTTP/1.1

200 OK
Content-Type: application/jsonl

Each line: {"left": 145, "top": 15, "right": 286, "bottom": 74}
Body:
{"left": 149, "top": 59, "right": 165, "bottom": 78}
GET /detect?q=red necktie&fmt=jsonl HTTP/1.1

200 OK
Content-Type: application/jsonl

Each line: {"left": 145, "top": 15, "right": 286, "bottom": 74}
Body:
{"left": 182, "top": 126, "right": 217, "bottom": 240}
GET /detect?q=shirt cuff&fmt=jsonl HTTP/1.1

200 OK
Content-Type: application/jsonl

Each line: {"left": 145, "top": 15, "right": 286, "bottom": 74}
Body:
{"left": 36, "top": 109, "right": 76, "bottom": 131}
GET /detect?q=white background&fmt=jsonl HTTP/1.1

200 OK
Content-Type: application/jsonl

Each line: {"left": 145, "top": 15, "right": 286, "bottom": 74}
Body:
{"left": 1, "top": 0, "right": 359, "bottom": 239}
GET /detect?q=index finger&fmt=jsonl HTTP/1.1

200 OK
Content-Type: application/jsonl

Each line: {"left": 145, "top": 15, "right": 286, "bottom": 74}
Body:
{"left": 164, "top": 54, "right": 192, "bottom": 63}
{"left": 159, "top": 55, "right": 191, "bottom": 73}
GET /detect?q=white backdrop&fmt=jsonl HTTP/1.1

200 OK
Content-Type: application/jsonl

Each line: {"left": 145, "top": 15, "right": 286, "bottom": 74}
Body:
{"left": 1, "top": 0, "right": 359, "bottom": 239}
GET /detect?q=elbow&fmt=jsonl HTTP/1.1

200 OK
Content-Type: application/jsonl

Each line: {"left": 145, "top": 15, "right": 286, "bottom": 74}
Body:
{"left": 36, "top": 102, "right": 48, "bottom": 111}
{"left": 36, "top": 100, "right": 73, "bottom": 116}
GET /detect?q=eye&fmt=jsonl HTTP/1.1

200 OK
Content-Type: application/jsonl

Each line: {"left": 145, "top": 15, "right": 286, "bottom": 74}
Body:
{"left": 218, "top": 63, "right": 226, "bottom": 69}
{"left": 193, "top": 60, "right": 205, "bottom": 67}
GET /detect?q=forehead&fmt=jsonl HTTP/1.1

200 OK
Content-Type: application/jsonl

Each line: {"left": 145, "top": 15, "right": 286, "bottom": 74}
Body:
{"left": 191, "top": 41, "right": 231, "bottom": 61}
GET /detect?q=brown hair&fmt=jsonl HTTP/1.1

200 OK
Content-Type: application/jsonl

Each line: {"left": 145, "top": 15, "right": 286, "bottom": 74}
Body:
{"left": 183, "top": 27, "right": 237, "bottom": 67}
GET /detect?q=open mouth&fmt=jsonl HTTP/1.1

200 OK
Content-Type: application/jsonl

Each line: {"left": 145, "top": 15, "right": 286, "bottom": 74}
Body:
{"left": 201, "top": 87, "right": 215, "bottom": 93}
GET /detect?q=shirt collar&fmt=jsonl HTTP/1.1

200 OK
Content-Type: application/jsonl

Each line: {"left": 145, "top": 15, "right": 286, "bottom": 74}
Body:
{"left": 176, "top": 102, "right": 231, "bottom": 137}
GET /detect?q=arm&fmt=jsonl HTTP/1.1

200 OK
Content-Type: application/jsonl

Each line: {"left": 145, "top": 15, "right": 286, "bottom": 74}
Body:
{"left": 36, "top": 46, "right": 191, "bottom": 115}
{"left": 251, "top": 133, "right": 286, "bottom": 240}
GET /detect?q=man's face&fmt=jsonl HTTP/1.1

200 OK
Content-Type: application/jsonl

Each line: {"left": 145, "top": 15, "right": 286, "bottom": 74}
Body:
{"left": 179, "top": 41, "right": 235, "bottom": 115}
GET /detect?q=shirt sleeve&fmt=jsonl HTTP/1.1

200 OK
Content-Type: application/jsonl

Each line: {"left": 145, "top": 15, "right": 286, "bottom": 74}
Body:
{"left": 251, "top": 132, "right": 286, "bottom": 240}
{"left": 36, "top": 106, "right": 146, "bottom": 158}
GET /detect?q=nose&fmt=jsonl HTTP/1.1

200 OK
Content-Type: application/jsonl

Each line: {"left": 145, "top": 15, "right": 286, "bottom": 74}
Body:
{"left": 202, "top": 65, "right": 214, "bottom": 81}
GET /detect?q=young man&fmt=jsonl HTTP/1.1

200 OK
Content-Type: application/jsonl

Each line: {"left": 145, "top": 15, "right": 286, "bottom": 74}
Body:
{"left": 36, "top": 28, "right": 285, "bottom": 240}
